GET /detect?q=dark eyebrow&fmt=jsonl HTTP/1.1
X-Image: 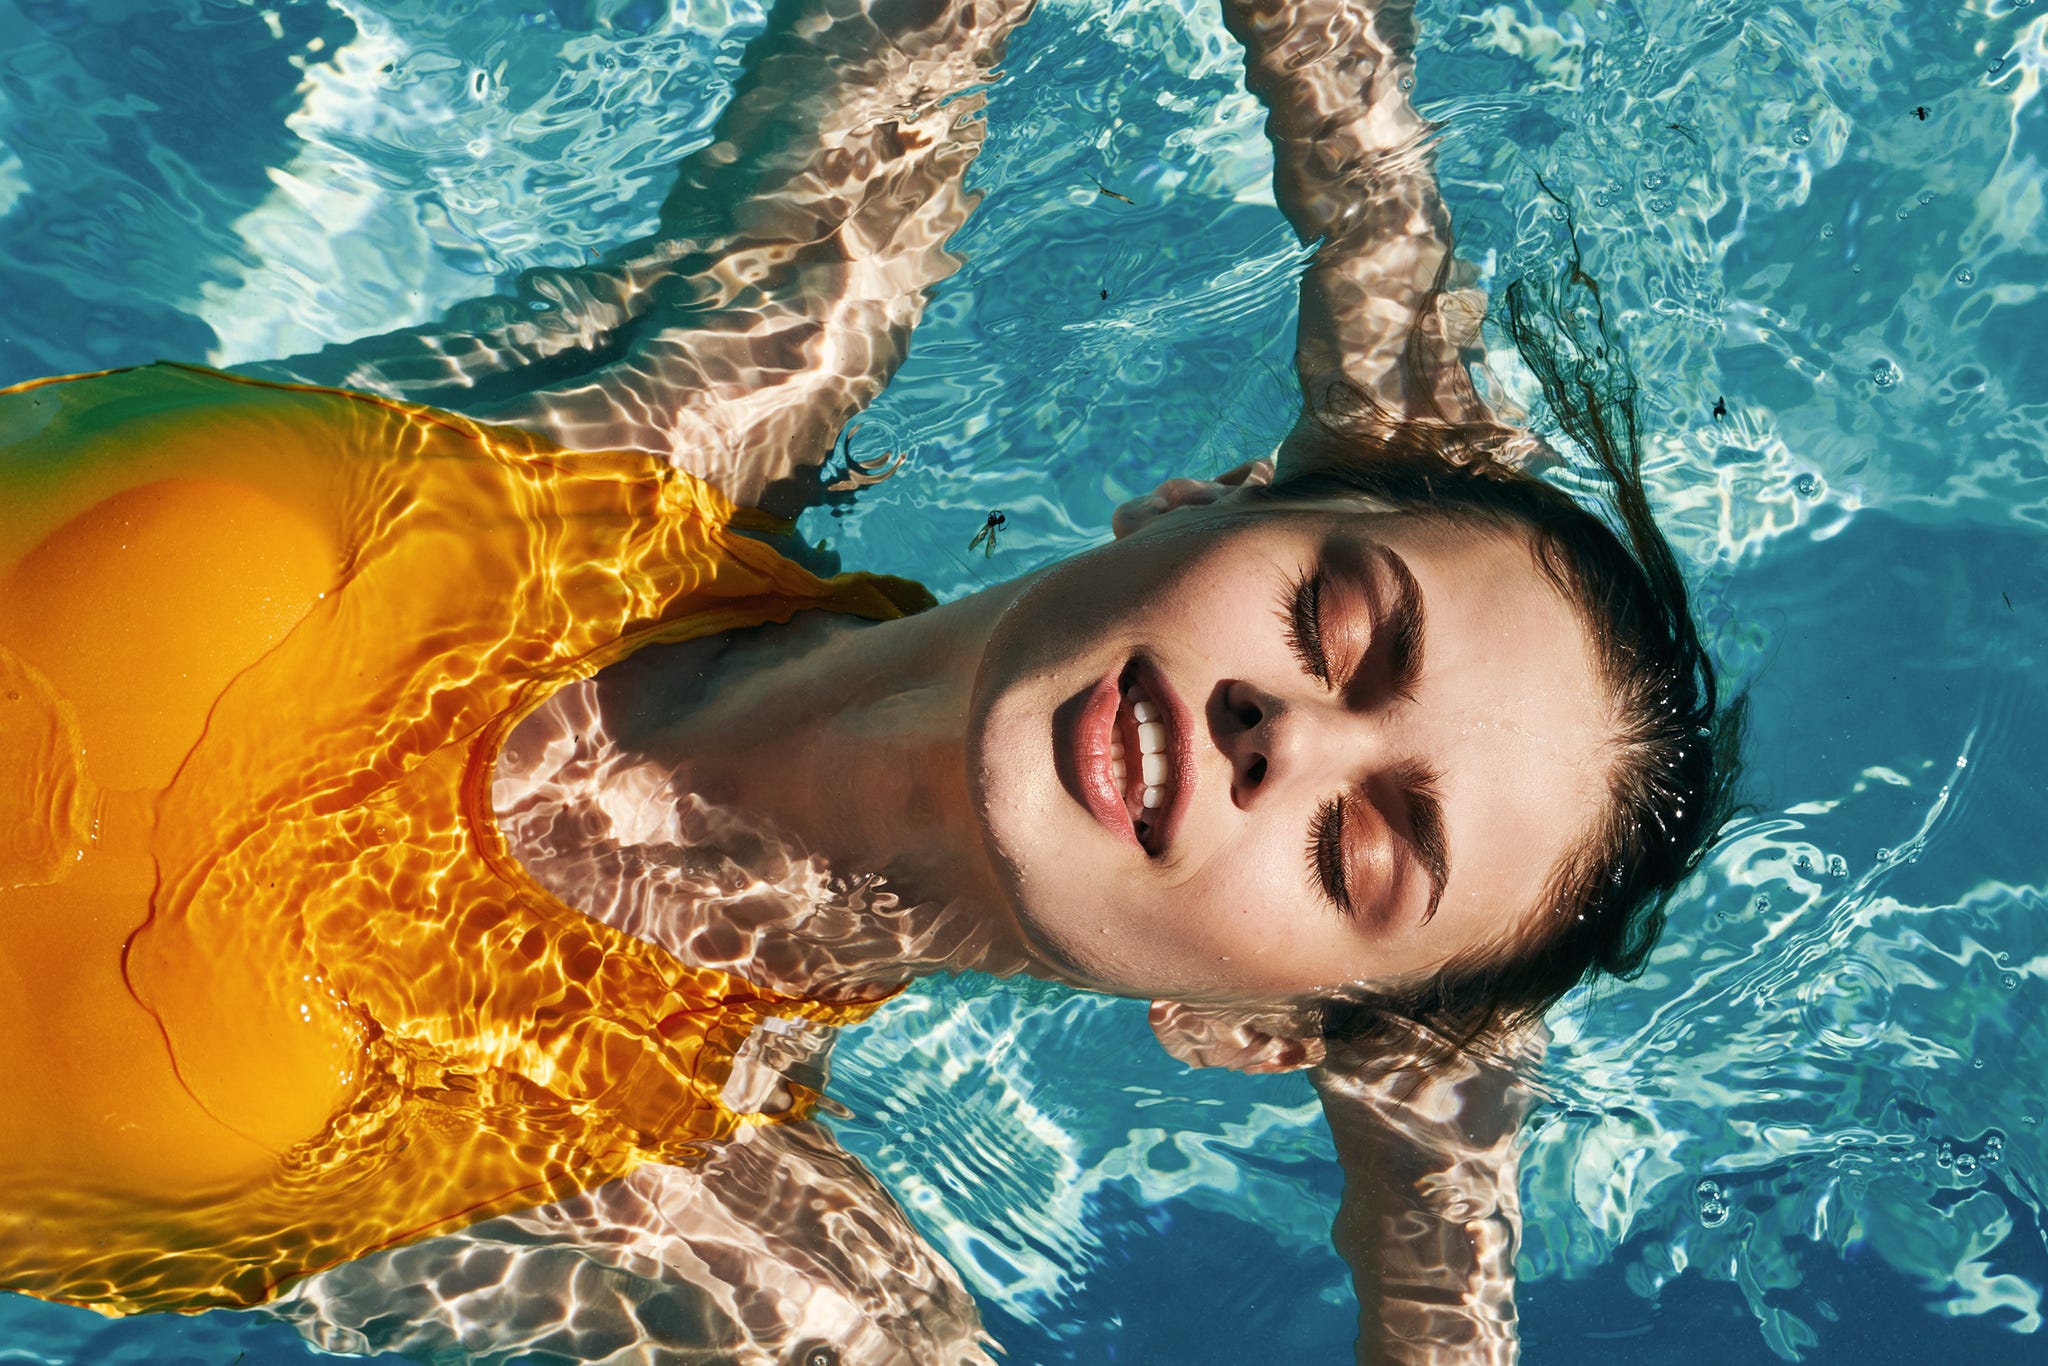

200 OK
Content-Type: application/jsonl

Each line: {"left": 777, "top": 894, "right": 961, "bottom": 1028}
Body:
{"left": 1396, "top": 761, "right": 1451, "bottom": 925}
{"left": 1379, "top": 547, "right": 1445, "bottom": 923}
{"left": 1379, "top": 544, "right": 1426, "bottom": 702}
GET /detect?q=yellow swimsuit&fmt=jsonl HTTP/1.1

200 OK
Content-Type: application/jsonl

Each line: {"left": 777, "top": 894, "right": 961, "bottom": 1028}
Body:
{"left": 0, "top": 364, "right": 928, "bottom": 1315}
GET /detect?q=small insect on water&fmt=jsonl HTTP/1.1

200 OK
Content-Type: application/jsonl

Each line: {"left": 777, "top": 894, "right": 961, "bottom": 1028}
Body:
{"left": 968, "top": 511, "right": 1007, "bottom": 558}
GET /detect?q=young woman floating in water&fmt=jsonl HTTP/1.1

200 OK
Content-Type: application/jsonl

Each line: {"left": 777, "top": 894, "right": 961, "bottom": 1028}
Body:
{"left": 0, "top": 0, "right": 1738, "bottom": 1360}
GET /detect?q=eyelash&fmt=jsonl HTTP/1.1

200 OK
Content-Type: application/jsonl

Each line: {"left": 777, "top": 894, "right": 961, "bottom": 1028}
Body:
{"left": 1280, "top": 570, "right": 1331, "bottom": 687}
{"left": 1282, "top": 569, "right": 1348, "bottom": 911}
{"left": 1307, "top": 798, "right": 1349, "bottom": 913}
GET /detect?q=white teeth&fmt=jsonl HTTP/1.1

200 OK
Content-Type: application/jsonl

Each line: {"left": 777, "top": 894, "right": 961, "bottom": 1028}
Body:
{"left": 1110, "top": 732, "right": 1124, "bottom": 759}
{"left": 1141, "top": 750, "right": 1168, "bottom": 785}
{"left": 1136, "top": 719, "right": 1167, "bottom": 754}
{"left": 1142, "top": 785, "right": 1163, "bottom": 809}
{"left": 1111, "top": 756, "right": 1127, "bottom": 787}
{"left": 1132, "top": 699, "right": 1158, "bottom": 723}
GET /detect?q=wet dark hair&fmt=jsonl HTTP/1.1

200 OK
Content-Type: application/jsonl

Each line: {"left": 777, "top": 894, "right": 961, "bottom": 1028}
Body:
{"left": 1263, "top": 258, "right": 1746, "bottom": 1062}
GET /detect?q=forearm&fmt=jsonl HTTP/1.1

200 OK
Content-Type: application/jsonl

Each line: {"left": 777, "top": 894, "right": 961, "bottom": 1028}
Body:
{"left": 1314, "top": 1046, "right": 1530, "bottom": 1365}
{"left": 1220, "top": 0, "right": 1491, "bottom": 429}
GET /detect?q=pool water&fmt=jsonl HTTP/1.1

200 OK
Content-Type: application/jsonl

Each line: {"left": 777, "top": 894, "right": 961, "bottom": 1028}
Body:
{"left": 2, "top": 0, "right": 2044, "bottom": 1361}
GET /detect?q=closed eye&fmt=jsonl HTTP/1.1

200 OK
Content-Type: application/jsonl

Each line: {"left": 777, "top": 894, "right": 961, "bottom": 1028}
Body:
{"left": 1278, "top": 569, "right": 1330, "bottom": 687}
{"left": 1307, "top": 796, "right": 1349, "bottom": 913}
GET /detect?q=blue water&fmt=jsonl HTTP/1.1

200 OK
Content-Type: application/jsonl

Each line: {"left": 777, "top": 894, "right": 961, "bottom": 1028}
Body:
{"left": 2, "top": 0, "right": 2044, "bottom": 1361}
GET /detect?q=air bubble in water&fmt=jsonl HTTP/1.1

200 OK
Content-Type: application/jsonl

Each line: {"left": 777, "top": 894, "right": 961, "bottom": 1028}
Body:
{"left": 1695, "top": 1178, "right": 1730, "bottom": 1228}
{"left": 1955, "top": 1152, "right": 1980, "bottom": 1177}
{"left": 1896, "top": 206, "right": 1912, "bottom": 221}
{"left": 1790, "top": 124, "right": 1812, "bottom": 147}
{"left": 1827, "top": 855, "right": 1848, "bottom": 877}
{"left": 1794, "top": 472, "right": 1821, "bottom": 498}
{"left": 1871, "top": 361, "right": 1901, "bottom": 389}
{"left": 2003, "top": 973, "right": 2020, "bottom": 990}
{"left": 1795, "top": 853, "right": 1815, "bottom": 873}
{"left": 1820, "top": 223, "right": 1836, "bottom": 239}
{"left": 1753, "top": 894, "right": 1771, "bottom": 914}
{"left": 1918, "top": 191, "right": 1935, "bottom": 206}
{"left": 1936, "top": 1142, "right": 1954, "bottom": 1169}
{"left": 1990, "top": 58, "right": 2005, "bottom": 73}
{"left": 1955, "top": 266, "right": 1975, "bottom": 284}
{"left": 1876, "top": 846, "right": 1894, "bottom": 862}
{"left": 1986, "top": 1135, "right": 2005, "bottom": 1164}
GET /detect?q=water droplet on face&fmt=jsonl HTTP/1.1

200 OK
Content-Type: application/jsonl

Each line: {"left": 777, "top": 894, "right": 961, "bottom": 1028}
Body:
{"left": 1794, "top": 472, "right": 1822, "bottom": 498}
{"left": 1870, "top": 361, "right": 1902, "bottom": 390}
{"left": 1954, "top": 266, "right": 1975, "bottom": 285}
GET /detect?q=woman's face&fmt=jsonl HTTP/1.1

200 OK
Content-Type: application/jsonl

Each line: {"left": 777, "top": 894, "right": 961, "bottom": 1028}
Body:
{"left": 965, "top": 499, "right": 1615, "bottom": 1007}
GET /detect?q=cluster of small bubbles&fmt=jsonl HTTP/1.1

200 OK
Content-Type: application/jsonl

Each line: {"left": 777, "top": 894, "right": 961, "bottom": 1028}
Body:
{"left": 1648, "top": 196, "right": 1675, "bottom": 214}
{"left": 1936, "top": 1141, "right": 1954, "bottom": 1169}
{"left": 1827, "top": 854, "right": 1848, "bottom": 877}
{"left": 1789, "top": 123, "right": 1813, "bottom": 147}
{"left": 1794, "top": 472, "right": 1822, "bottom": 498}
{"left": 1955, "top": 266, "right": 1975, "bottom": 285}
{"left": 1985, "top": 1134, "right": 2005, "bottom": 1165}
{"left": 1695, "top": 1178, "right": 1730, "bottom": 1228}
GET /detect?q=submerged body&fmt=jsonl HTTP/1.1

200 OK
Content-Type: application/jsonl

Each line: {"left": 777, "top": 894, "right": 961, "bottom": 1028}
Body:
{"left": 0, "top": 364, "right": 919, "bottom": 1313}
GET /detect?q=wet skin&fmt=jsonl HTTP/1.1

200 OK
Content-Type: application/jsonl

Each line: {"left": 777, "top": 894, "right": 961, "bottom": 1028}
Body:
{"left": 966, "top": 498, "right": 1617, "bottom": 1007}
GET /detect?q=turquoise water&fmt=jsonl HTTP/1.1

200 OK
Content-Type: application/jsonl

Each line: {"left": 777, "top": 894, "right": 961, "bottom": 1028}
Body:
{"left": 1, "top": 0, "right": 2044, "bottom": 1361}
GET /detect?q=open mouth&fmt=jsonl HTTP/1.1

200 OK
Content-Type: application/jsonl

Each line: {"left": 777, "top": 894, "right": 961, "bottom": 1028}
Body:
{"left": 1101, "top": 658, "right": 1194, "bottom": 855}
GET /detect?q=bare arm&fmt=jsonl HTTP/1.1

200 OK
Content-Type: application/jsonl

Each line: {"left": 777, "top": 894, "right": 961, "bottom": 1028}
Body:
{"left": 1312, "top": 1031, "right": 1536, "bottom": 1364}
{"left": 267, "top": 1120, "right": 992, "bottom": 1366}
{"left": 247, "top": 0, "right": 1036, "bottom": 513}
{"left": 1219, "top": 0, "right": 1506, "bottom": 447}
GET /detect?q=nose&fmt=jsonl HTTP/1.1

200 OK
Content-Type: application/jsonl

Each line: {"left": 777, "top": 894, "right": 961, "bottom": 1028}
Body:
{"left": 1210, "top": 679, "right": 1367, "bottom": 809}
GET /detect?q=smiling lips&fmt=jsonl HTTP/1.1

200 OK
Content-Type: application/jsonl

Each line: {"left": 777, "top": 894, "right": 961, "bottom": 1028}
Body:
{"left": 1074, "top": 658, "right": 1194, "bottom": 855}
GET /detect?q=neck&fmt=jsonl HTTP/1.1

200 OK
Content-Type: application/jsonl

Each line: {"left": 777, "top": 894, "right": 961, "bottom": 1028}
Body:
{"left": 595, "top": 576, "right": 1042, "bottom": 992}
